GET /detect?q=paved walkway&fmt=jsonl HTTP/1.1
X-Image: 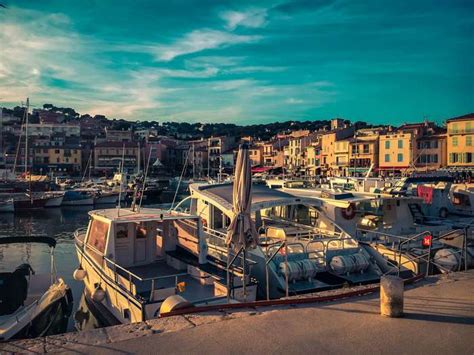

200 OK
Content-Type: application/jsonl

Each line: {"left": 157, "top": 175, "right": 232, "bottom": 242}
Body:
{"left": 3, "top": 272, "right": 474, "bottom": 354}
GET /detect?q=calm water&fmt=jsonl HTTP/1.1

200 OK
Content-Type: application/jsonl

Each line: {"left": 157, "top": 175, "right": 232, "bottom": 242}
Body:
{"left": 0, "top": 196, "right": 185, "bottom": 334}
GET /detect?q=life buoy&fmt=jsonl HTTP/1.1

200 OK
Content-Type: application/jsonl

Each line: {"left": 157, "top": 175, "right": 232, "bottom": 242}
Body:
{"left": 201, "top": 218, "right": 208, "bottom": 228}
{"left": 341, "top": 203, "right": 356, "bottom": 220}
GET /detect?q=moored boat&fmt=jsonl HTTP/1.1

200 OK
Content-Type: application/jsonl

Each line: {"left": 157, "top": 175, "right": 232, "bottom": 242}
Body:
{"left": 62, "top": 190, "right": 94, "bottom": 206}
{"left": 0, "top": 236, "right": 73, "bottom": 341}
{"left": 73, "top": 207, "right": 256, "bottom": 325}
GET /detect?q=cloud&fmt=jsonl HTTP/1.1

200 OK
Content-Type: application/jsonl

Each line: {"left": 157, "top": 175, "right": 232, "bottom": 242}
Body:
{"left": 220, "top": 8, "right": 268, "bottom": 30}
{"left": 153, "top": 29, "right": 261, "bottom": 61}
{"left": 286, "top": 97, "right": 304, "bottom": 104}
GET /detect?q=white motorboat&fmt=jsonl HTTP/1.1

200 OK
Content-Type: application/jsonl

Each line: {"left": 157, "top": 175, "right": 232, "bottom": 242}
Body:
{"left": 0, "top": 236, "right": 73, "bottom": 341}
{"left": 61, "top": 190, "right": 94, "bottom": 206}
{"left": 94, "top": 191, "right": 119, "bottom": 205}
{"left": 43, "top": 192, "right": 65, "bottom": 208}
{"left": 174, "top": 183, "right": 400, "bottom": 299}
{"left": 73, "top": 208, "right": 255, "bottom": 325}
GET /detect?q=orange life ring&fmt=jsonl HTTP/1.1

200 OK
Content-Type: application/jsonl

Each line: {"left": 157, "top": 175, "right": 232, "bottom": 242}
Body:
{"left": 201, "top": 218, "right": 208, "bottom": 228}
{"left": 341, "top": 203, "right": 356, "bottom": 220}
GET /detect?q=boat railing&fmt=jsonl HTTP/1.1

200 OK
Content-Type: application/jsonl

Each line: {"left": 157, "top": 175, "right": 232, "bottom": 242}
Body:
{"left": 10, "top": 300, "right": 40, "bottom": 326}
{"left": 103, "top": 255, "right": 188, "bottom": 303}
{"left": 203, "top": 226, "right": 257, "bottom": 270}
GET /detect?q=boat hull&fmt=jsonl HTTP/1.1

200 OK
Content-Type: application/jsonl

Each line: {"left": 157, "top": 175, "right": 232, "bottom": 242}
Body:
{"left": 62, "top": 197, "right": 94, "bottom": 206}
{"left": 0, "top": 280, "right": 73, "bottom": 341}
{"left": 44, "top": 195, "right": 64, "bottom": 208}
{"left": 94, "top": 194, "right": 118, "bottom": 205}
{"left": 13, "top": 197, "right": 48, "bottom": 210}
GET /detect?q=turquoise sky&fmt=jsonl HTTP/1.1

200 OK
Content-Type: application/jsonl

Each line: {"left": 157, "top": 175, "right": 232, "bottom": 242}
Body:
{"left": 0, "top": 0, "right": 472, "bottom": 124}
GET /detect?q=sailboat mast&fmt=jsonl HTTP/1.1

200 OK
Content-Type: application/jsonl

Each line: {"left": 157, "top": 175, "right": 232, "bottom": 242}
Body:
{"left": 24, "top": 98, "right": 29, "bottom": 175}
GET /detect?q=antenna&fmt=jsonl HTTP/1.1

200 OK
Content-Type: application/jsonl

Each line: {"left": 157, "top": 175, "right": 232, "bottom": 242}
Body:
{"left": 117, "top": 143, "right": 125, "bottom": 217}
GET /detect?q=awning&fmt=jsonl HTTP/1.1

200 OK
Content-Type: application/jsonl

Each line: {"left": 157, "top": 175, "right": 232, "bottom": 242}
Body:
{"left": 251, "top": 166, "right": 272, "bottom": 173}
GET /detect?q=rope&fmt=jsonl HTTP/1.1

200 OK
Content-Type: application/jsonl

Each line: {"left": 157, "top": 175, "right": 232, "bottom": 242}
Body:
{"left": 169, "top": 146, "right": 191, "bottom": 211}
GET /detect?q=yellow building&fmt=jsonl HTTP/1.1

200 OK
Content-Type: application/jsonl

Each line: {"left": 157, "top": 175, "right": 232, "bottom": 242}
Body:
{"left": 306, "top": 144, "right": 321, "bottom": 176}
{"left": 333, "top": 139, "right": 350, "bottom": 176}
{"left": 320, "top": 125, "right": 354, "bottom": 176}
{"left": 446, "top": 114, "right": 473, "bottom": 168}
{"left": 285, "top": 133, "right": 315, "bottom": 173}
{"left": 378, "top": 131, "right": 413, "bottom": 173}
{"left": 248, "top": 144, "right": 264, "bottom": 167}
{"left": 33, "top": 145, "right": 82, "bottom": 173}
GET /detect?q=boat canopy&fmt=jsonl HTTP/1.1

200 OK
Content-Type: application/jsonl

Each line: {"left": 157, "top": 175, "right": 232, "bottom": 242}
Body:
{"left": 190, "top": 183, "right": 320, "bottom": 216}
{"left": 0, "top": 236, "right": 56, "bottom": 248}
{"left": 88, "top": 208, "right": 198, "bottom": 223}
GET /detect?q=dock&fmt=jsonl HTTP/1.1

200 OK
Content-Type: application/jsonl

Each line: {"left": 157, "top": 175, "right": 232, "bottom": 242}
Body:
{"left": 2, "top": 270, "right": 473, "bottom": 354}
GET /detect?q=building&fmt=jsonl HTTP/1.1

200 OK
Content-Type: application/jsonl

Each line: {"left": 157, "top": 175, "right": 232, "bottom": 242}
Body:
{"left": 399, "top": 122, "right": 447, "bottom": 171}
{"left": 248, "top": 144, "right": 263, "bottom": 167}
{"left": 105, "top": 129, "right": 133, "bottom": 142}
{"left": 378, "top": 131, "right": 413, "bottom": 174}
{"left": 348, "top": 128, "right": 384, "bottom": 176}
{"left": 94, "top": 141, "right": 140, "bottom": 173}
{"left": 262, "top": 139, "right": 288, "bottom": 168}
{"left": 27, "top": 123, "right": 80, "bottom": 138}
{"left": 320, "top": 125, "right": 355, "bottom": 176}
{"left": 207, "top": 136, "right": 237, "bottom": 177}
{"left": 306, "top": 143, "right": 322, "bottom": 176}
{"left": 446, "top": 114, "right": 473, "bottom": 169}
{"left": 32, "top": 137, "right": 82, "bottom": 174}
{"left": 285, "top": 132, "right": 316, "bottom": 174}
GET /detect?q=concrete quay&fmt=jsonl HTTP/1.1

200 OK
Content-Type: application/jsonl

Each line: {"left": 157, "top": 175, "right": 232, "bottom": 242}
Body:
{"left": 2, "top": 271, "right": 473, "bottom": 354}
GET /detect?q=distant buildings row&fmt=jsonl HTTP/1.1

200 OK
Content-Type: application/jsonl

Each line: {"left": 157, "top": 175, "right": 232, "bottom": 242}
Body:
{"left": 0, "top": 108, "right": 472, "bottom": 177}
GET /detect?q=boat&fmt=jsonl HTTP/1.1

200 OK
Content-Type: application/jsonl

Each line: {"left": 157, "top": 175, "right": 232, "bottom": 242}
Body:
{"left": 13, "top": 194, "right": 50, "bottom": 210}
{"left": 270, "top": 185, "right": 474, "bottom": 275}
{"left": 43, "top": 192, "right": 65, "bottom": 208}
{"left": 94, "top": 191, "right": 119, "bottom": 205}
{"left": 0, "top": 236, "right": 73, "bottom": 341}
{"left": 175, "top": 182, "right": 400, "bottom": 299}
{"left": 73, "top": 207, "right": 255, "bottom": 325}
{"left": 0, "top": 199, "right": 14, "bottom": 213}
{"left": 62, "top": 190, "right": 94, "bottom": 206}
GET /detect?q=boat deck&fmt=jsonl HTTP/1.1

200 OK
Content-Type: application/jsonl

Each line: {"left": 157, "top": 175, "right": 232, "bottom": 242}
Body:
{"left": 119, "top": 261, "right": 217, "bottom": 303}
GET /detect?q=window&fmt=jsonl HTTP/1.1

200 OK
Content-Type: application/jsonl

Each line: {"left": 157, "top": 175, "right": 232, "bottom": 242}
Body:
{"left": 433, "top": 140, "right": 438, "bottom": 149}
{"left": 385, "top": 141, "right": 390, "bottom": 149}
{"left": 466, "top": 136, "right": 472, "bottom": 146}
{"left": 87, "top": 219, "right": 109, "bottom": 254}
{"left": 398, "top": 140, "right": 403, "bottom": 149}
{"left": 466, "top": 122, "right": 472, "bottom": 133}
{"left": 363, "top": 144, "right": 369, "bottom": 154}
{"left": 433, "top": 154, "right": 438, "bottom": 163}
{"left": 397, "top": 153, "right": 403, "bottom": 162}
{"left": 385, "top": 154, "right": 390, "bottom": 162}
{"left": 452, "top": 137, "right": 458, "bottom": 147}
{"left": 466, "top": 153, "right": 473, "bottom": 164}
{"left": 55, "top": 149, "right": 60, "bottom": 154}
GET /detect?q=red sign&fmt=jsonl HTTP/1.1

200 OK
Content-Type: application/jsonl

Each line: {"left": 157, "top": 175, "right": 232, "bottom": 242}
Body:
{"left": 422, "top": 235, "right": 432, "bottom": 248}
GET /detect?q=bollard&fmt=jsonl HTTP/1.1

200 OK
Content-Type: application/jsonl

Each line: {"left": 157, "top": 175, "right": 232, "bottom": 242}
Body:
{"left": 380, "top": 275, "right": 404, "bottom": 317}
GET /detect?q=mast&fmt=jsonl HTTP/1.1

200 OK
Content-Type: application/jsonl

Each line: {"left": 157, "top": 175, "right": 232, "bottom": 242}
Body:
{"left": 24, "top": 98, "right": 29, "bottom": 175}
{"left": 192, "top": 142, "right": 195, "bottom": 180}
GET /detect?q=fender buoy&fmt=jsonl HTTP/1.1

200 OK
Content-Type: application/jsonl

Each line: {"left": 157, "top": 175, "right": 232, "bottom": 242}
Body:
{"left": 341, "top": 203, "right": 356, "bottom": 220}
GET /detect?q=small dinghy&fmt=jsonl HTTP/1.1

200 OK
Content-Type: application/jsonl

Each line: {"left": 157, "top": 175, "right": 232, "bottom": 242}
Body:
{"left": 0, "top": 236, "right": 73, "bottom": 341}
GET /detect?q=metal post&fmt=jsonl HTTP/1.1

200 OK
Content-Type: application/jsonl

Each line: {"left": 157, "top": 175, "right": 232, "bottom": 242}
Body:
{"left": 50, "top": 247, "right": 55, "bottom": 286}
{"left": 426, "top": 240, "right": 432, "bottom": 277}
{"left": 226, "top": 246, "right": 231, "bottom": 303}
{"left": 242, "top": 248, "right": 247, "bottom": 302}
{"left": 265, "top": 246, "right": 270, "bottom": 301}
{"left": 464, "top": 228, "right": 468, "bottom": 272}
{"left": 285, "top": 241, "right": 289, "bottom": 298}
{"left": 150, "top": 279, "right": 155, "bottom": 302}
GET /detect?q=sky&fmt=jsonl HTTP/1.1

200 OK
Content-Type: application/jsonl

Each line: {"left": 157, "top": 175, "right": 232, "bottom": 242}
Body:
{"left": 0, "top": 0, "right": 473, "bottom": 125}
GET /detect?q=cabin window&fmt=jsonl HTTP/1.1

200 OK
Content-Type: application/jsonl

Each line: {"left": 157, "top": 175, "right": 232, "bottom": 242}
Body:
{"left": 136, "top": 224, "right": 147, "bottom": 239}
{"left": 116, "top": 224, "right": 128, "bottom": 239}
{"left": 452, "top": 193, "right": 470, "bottom": 206}
{"left": 87, "top": 219, "right": 109, "bottom": 254}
